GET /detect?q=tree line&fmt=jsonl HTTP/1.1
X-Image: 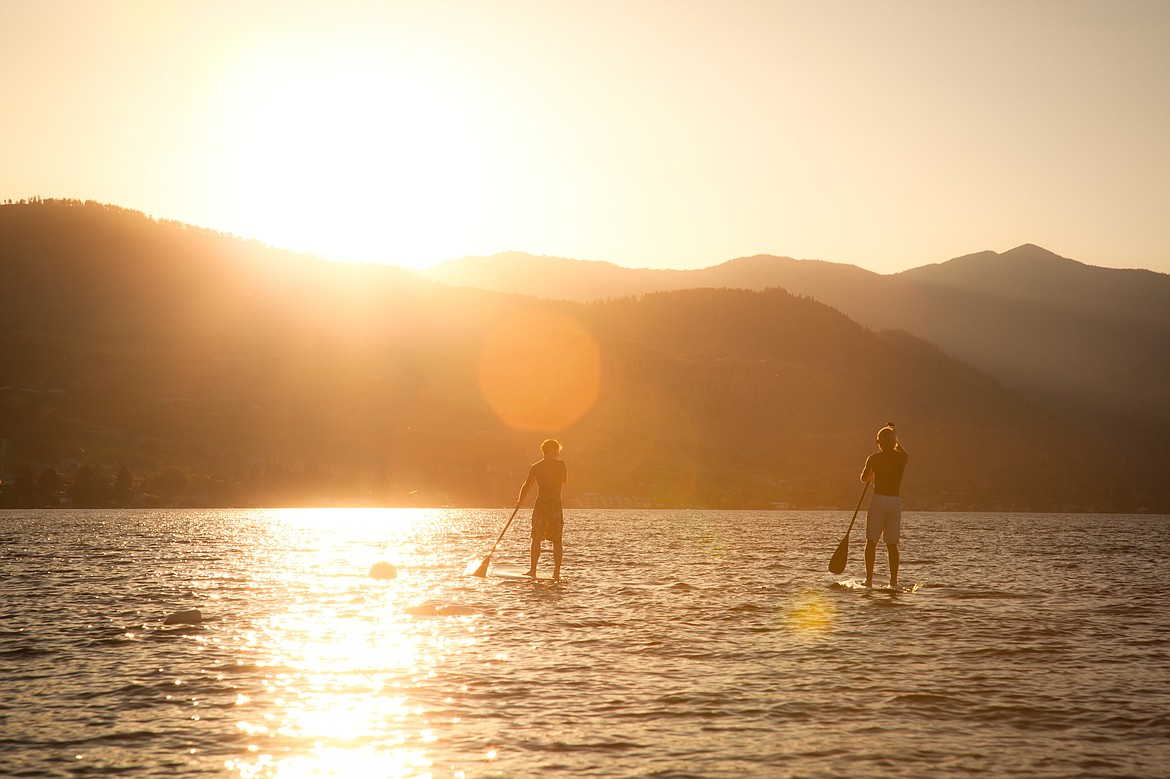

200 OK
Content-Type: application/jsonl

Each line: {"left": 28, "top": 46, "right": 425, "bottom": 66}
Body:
{"left": 0, "top": 460, "right": 475, "bottom": 509}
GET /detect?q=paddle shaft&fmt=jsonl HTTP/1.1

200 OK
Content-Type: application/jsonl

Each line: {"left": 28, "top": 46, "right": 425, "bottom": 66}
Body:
{"left": 844, "top": 480, "right": 869, "bottom": 536}
{"left": 471, "top": 503, "right": 523, "bottom": 577}
{"left": 828, "top": 481, "right": 870, "bottom": 574}
{"left": 488, "top": 503, "right": 522, "bottom": 557}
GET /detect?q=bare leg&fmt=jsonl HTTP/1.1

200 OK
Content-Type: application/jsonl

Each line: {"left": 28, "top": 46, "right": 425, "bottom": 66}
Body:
{"left": 552, "top": 539, "right": 563, "bottom": 580}
{"left": 527, "top": 537, "right": 540, "bottom": 576}
{"left": 887, "top": 543, "right": 899, "bottom": 588}
{"left": 864, "top": 540, "right": 877, "bottom": 587}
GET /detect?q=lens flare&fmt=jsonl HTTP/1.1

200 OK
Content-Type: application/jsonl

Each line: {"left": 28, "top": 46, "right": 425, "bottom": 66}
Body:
{"left": 785, "top": 593, "right": 835, "bottom": 634}
{"left": 477, "top": 309, "right": 602, "bottom": 432}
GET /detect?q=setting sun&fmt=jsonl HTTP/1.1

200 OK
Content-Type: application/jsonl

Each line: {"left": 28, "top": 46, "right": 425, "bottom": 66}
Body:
{"left": 202, "top": 35, "right": 506, "bottom": 270}
{"left": 4, "top": 2, "right": 1167, "bottom": 274}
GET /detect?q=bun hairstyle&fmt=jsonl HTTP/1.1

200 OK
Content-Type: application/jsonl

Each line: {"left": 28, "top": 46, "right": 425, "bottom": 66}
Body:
{"left": 877, "top": 424, "right": 897, "bottom": 452}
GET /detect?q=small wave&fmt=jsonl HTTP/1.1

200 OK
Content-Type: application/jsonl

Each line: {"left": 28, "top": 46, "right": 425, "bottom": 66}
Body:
{"left": 728, "top": 602, "right": 765, "bottom": 613}
{"left": 518, "top": 738, "right": 642, "bottom": 753}
{"left": 405, "top": 600, "right": 481, "bottom": 617}
{"left": 887, "top": 692, "right": 958, "bottom": 712}
{"left": 932, "top": 585, "right": 1036, "bottom": 600}
{"left": 0, "top": 645, "right": 54, "bottom": 660}
{"left": 146, "top": 624, "right": 205, "bottom": 638}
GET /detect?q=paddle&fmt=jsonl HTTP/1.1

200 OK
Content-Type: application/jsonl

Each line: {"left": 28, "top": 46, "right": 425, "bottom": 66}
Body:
{"left": 470, "top": 503, "right": 522, "bottom": 577}
{"left": 828, "top": 481, "right": 870, "bottom": 574}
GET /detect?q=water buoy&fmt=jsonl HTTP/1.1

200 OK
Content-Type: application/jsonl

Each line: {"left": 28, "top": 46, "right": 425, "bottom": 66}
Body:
{"left": 369, "top": 562, "right": 397, "bottom": 580}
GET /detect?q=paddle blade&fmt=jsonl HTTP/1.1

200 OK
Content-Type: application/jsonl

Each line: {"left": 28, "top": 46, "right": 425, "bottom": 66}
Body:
{"left": 828, "top": 535, "right": 849, "bottom": 574}
{"left": 469, "top": 555, "right": 491, "bottom": 578}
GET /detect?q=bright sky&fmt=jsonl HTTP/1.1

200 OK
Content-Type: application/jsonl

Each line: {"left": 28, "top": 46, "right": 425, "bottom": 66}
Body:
{"left": 2, "top": 0, "right": 1168, "bottom": 274}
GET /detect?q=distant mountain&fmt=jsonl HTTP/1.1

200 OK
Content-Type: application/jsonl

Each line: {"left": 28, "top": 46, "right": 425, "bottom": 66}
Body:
{"left": 425, "top": 251, "right": 880, "bottom": 302}
{"left": 867, "top": 246, "right": 1170, "bottom": 472}
{"left": 426, "top": 247, "right": 1170, "bottom": 486}
{"left": 0, "top": 200, "right": 1161, "bottom": 511}
{"left": 897, "top": 245, "right": 1170, "bottom": 331}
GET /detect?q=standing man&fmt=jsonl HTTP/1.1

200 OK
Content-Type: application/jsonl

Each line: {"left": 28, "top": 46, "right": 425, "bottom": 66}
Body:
{"left": 860, "top": 423, "right": 909, "bottom": 588}
{"left": 518, "top": 438, "right": 567, "bottom": 580}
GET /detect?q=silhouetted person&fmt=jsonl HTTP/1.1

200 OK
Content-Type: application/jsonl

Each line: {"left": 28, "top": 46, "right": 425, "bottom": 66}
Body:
{"left": 518, "top": 438, "right": 567, "bottom": 580}
{"left": 860, "top": 423, "right": 909, "bottom": 588}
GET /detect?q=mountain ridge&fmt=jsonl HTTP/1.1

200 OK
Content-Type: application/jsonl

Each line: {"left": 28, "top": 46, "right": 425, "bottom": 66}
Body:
{"left": 425, "top": 244, "right": 1170, "bottom": 481}
{"left": 0, "top": 200, "right": 1163, "bottom": 511}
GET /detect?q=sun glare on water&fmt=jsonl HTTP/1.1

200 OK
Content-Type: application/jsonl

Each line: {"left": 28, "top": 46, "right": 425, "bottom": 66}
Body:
{"left": 221, "top": 508, "right": 471, "bottom": 777}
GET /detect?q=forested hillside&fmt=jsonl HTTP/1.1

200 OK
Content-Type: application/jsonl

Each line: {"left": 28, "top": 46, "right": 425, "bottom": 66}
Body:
{"left": 428, "top": 248, "right": 1170, "bottom": 494}
{"left": 0, "top": 200, "right": 1160, "bottom": 511}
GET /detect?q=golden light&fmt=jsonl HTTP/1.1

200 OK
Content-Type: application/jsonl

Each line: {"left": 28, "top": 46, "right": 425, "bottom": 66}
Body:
{"left": 205, "top": 37, "right": 503, "bottom": 269}
{"left": 227, "top": 745, "right": 431, "bottom": 779}
{"left": 477, "top": 309, "right": 602, "bottom": 432}
{"left": 222, "top": 508, "right": 464, "bottom": 777}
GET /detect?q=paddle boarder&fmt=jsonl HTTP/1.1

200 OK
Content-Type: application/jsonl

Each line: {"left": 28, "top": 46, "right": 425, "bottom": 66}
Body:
{"left": 518, "top": 438, "right": 567, "bottom": 580}
{"left": 860, "top": 423, "right": 909, "bottom": 588}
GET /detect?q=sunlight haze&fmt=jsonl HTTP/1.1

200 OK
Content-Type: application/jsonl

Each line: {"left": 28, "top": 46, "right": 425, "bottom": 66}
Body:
{"left": 2, "top": 0, "right": 1168, "bottom": 274}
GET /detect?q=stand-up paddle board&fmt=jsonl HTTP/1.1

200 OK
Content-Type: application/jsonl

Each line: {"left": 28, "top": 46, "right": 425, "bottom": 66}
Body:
{"left": 834, "top": 578, "right": 921, "bottom": 594}
{"left": 489, "top": 564, "right": 562, "bottom": 583}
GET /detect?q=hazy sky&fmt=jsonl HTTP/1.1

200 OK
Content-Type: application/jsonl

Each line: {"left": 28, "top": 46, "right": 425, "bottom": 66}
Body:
{"left": 3, "top": 0, "right": 1168, "bottom": 274}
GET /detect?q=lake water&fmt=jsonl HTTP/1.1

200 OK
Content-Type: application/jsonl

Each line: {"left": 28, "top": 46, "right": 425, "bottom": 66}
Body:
{"left": 1, "top": 509, "right": 1168, "bottom": 778}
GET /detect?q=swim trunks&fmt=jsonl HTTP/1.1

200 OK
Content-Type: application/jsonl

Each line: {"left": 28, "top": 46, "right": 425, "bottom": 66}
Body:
{"left": 531, "top": 496, "right": 564, "bottom": 543}
{"left": 866, "top": 493, "right": 902, "bottom": 544}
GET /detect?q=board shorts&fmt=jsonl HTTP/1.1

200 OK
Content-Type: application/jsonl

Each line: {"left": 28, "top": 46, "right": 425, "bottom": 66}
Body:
{"left": 866, "top": 494, "right": 902, "bottom": 544}
{"left": 531, "top": 496, "right": 564, "bottom": 544}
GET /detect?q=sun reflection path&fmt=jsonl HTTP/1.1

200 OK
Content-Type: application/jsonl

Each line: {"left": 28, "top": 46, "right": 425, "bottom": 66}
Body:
{"left": 223, "top": 508, "right": 482, "bottom": 778}
{"left": 226, "top": 744, "right": 432, "bottom": 779}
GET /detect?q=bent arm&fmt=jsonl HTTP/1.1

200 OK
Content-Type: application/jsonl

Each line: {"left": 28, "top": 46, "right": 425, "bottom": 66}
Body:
{"left": 517, "top": 468, "right": 536, "bottom": 505}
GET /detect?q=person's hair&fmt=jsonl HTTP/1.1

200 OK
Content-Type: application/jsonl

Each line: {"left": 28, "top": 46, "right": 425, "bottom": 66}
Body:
{"left": 877, "top": 425, "right": 896, "bottom": 452}
{"left": 541, "top": 438, "right": 562, "bottom": 456}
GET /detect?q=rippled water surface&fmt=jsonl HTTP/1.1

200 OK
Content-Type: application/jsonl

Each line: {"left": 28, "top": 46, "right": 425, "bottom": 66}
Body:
{"left": 2, "top": 509, "right": 1168, "bottom": 778}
